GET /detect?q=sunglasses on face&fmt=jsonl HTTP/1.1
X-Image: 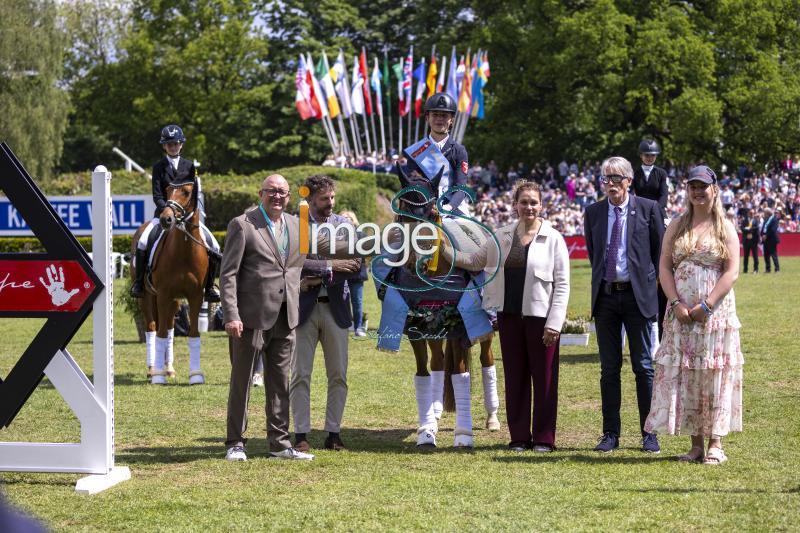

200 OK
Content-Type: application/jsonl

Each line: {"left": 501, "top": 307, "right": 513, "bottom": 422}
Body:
{"left": 261, "top": 188, "right": 290, "bottom": 198}
{"left": 600, "top": 174, "right": 627, "bottom": 184}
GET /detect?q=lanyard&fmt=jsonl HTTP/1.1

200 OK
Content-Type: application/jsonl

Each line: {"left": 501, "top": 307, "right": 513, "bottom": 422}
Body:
{"left": 259, "top": 205, "right": 288, "bottom": 255}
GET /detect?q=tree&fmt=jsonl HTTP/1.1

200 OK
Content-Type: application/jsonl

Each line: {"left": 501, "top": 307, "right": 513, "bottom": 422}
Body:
{"left": 0, "top": 0, "right": 69, "bottom": 178}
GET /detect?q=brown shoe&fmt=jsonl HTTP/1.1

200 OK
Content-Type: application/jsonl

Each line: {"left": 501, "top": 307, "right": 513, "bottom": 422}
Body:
{"left": 294, "top": 440, "right": 311, "bottom": 453}
{"left": 324, "top": 434, "right": 346, "bottom": 451}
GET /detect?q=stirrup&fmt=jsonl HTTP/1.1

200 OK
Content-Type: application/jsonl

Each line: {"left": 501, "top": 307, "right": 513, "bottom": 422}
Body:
{"left": 204, "top": 288, "right": 221, "bottom": 303}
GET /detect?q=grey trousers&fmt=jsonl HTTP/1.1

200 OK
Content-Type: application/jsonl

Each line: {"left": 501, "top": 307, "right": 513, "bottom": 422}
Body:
{"left": 226, "top": 304, "right": 295, "bottom": 452}
{"left": 290, "top": 302, "right": 350, "bottom": 434}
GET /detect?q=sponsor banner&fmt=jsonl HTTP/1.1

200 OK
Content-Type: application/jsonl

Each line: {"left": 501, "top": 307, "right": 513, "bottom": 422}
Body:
{"left": 0, "top": 260, "right": 97, "bottom": 312}
{"left": 566, "top": 232, "right": 800, "bottom": 260}
{"left": 0, "top": 195, "right": 154, "bottom": 236}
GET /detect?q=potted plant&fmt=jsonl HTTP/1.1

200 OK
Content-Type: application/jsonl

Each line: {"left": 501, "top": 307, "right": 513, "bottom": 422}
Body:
{"left": 560, "top": 313, "right": 591, "bottom": 346}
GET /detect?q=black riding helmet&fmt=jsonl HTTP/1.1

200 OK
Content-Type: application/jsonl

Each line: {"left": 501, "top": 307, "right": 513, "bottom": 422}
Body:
{"left": 424, "top": 92, "right": 457, "bottom": 115}
{"left": 638, "top": 139, "right": 660, "bottom": 155}
{"left": 160, "top": 124, "right": 186, "bottom": 144}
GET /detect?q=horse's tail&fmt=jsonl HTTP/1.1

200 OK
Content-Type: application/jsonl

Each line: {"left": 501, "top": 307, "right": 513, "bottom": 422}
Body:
{"left": 443, "top": 340, "right": 472, "bottom": 412}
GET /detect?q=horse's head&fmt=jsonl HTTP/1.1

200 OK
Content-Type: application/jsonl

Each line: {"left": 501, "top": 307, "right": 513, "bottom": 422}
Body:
{"left": 395, "top": 163, "right": 444, "bottom": 222}
{"left": 160, "top": 181, "right": 196, "bottom": 231}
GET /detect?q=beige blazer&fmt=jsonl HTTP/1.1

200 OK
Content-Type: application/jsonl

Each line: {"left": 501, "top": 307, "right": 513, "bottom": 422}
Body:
{"left": 443, "top": 219, "right": 570, "bottom": 332}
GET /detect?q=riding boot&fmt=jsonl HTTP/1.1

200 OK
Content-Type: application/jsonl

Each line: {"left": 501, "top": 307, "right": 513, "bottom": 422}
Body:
{"left": 130, "top": 249, "right": 148, "bottom": 298}
{"left": 204, "top": 252, "right": 221, "bottom": 303}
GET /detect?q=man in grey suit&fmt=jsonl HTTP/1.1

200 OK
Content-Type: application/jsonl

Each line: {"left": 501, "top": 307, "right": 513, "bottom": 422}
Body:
{"left": 291, "top": 175, "right": 361, "bottom": 453}
{"left": 584, "top": 156, "right": 665, "bottom": 454}
{"left": 221, "top": 174, "right": 321, "bottom": 461}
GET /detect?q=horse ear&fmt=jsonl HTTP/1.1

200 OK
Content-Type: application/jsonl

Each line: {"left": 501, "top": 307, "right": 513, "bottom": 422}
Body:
{"left": 429, "top": 165, "right": 445, "bottom": 193}
{"left": 396, "top": 162, "right": 410, "bottom": 188}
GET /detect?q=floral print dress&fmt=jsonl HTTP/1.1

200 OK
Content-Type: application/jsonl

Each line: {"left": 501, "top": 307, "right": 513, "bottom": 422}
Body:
{"left": 645, "top": 237, "right": 744, "bottom": 437}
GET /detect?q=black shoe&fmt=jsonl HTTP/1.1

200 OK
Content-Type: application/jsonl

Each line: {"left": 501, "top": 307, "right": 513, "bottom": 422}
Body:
{"left": 130, "top": 249, "right": 148, "bottom": 298}
{"left": 508, "top": 441, "right": 530, "bottom": 452}
{"left": 204, "top": 285, "right": 221, "bottom": 303}
{"left": 204, "top": 252, "right": 221, "bottom": 302}
{"left": 594, "top": 432, "right": 619, "bottom": 453}
{"left": 324, "top": 434, "right": 346, "bottom": 451}
{"left": 642, "top": 433, "right": 660, "bottom": 453}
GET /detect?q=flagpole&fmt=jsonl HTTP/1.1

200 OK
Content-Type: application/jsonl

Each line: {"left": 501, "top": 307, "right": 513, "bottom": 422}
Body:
{"left": 407, "top": 46, "right": 413, "bottom": 148}
{"left": 322, "top": 51, "right": 350, "bottom": 157}
{"left": 341, "top": 58, "right": 364, "bottom": 158}
{"left": 384, "top": 50, "right": 394, "bottom": 153}
{"left": 374, "top": 57, "right": 387, "bottom": 158}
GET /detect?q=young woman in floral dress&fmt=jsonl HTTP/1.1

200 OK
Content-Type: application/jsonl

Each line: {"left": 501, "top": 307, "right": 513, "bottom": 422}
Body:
{"left": 645, "top": 165, "right": 743, "bottom": 465}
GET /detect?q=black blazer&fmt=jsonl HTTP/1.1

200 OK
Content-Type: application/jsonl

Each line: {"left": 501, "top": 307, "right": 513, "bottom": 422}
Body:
{"left": 762, "top": 215, "right": 781, "bottom": 245}
{"left": 298, "top": 213, "right": 360, "bottom": 329}
{"left": 741, "top": 217, "right": 761, "bottom": 244}
{"left": 405, "top": 136, "right": 469, "bottom": 209}
{"left": 632, "top": 165, "right": 668, "bottom": 217}
{"left": 584, "top": 195, "right": 665, "bottom": 320}
{"left": 151, "top": 156, "right": 196, "bottom": 217}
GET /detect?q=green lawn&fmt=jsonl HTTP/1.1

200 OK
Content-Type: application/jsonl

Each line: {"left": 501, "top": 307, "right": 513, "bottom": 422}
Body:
{"left": 1, "top": 259, "right": 799, "bottom": 531}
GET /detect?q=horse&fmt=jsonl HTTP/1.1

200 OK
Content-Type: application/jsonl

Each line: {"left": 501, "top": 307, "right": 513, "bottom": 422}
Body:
{"left": 374, "top": 165, "right": 499, "bottom": 448}
{"left": 130, "top": 181, "right": 208, "bottom": 385}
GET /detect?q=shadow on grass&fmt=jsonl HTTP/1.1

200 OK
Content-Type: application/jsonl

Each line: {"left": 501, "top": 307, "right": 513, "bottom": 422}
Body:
{"left": 494, "top": 451, "right": 675, "bottom": 464}
{"left": 560, "top": 352, "right": 598, "bottom": 365}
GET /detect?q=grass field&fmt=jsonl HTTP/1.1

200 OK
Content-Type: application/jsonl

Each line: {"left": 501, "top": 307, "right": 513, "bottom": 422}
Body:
{"left": 1, "top": 258, "right": 799, "bottom": 531}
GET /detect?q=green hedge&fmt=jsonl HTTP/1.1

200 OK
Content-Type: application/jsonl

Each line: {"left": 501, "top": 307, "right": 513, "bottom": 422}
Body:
{"left": 14, "top": 166, "right": 387, "bottom": 232}
{"left": 0, "top": 232, "right": 228, "bottom": 254}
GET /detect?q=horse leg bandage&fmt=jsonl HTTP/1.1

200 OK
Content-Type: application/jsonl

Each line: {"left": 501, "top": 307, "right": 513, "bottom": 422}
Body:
{"left": 431, "top": 370, "right": 445, "bottom": 420}
{"left": 166, "top": 328, "right": 175, "bottom": 368}
{"left": 188, "top": 336, "right": 201, "bottom": 372}
{"left": 146, "top": 331, "right": 156, "bottom": 368}
{"left": 154, "top": 336, "right": 168, "bottom": 372}
{"left": 481, "top": 365, "right": 499, "bottom": 415}
{"left": 452, "top": 372, "right": 473, "bottom": 434}
{"left": 414, "top": 375, "right": 436, "bottom": 431}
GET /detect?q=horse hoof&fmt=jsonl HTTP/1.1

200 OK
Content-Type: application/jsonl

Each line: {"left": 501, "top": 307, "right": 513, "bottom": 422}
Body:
{"left": 416, "top": 428, "right": 437, "bottom": 448}
{"left": 189, "top": 371, "right": 205, "bottom": 385}
{"left": 151, "top": 373, "right": 167, "bottom": 385}
{"left": 166, "top": 364, "right": 176, "bottom": 379}
{"left": 453, "top": 427, "right": 474, "bottom": 448}
{"left": 486, "top": 413, "right": 501, "bottom": 431}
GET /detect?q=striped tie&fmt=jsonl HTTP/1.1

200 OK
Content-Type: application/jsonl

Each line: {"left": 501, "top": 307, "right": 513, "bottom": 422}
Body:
{"left": 605, "top": 206, "right": 623, "bottom": 282}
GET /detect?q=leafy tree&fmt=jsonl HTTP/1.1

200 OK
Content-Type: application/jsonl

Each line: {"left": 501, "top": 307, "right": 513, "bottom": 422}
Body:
{"left": 0, "top": 0, "right": 69, "bottom": 178}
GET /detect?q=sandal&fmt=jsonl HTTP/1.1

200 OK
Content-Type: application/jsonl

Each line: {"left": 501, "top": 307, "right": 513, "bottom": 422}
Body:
{"left": 703, "top": 447, "right": 728, "bottom": 465}
{"left": 677, "top": 446, "right": 704, "bottom": 462}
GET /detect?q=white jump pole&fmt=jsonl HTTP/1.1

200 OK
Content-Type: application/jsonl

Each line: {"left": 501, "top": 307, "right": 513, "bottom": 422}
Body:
{"left": 0, "top": 165, "right": 130, "bottom": 494}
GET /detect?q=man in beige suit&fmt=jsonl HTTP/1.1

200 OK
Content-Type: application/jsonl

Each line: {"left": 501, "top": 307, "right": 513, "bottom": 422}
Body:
{"left": 221, "top": 174, "right": 312, "bottom": 461}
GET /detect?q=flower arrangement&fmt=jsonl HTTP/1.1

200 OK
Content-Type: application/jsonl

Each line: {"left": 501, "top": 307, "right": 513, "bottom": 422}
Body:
{"left": 561, "top": 313, "right": 591, "bottom": 334}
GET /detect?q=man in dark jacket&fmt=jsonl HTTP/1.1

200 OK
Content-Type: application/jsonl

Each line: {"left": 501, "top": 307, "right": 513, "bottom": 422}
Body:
{"left": 741, "top": 208, "right": 761, "bottom": 273}
{"left": 761, "top": 207, "right": 782, "bottom": 273}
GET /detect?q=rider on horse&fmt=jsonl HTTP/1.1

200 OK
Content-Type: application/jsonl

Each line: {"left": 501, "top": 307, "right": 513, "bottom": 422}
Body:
{"left": 130, "top": 124, "right": 221, "bottom": 302}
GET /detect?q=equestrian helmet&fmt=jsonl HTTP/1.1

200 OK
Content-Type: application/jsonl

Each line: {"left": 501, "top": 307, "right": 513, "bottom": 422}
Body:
{"left": 424, "top": 93, "right": 457, "bottom": 115}
{"left": 638, "top": 139, "right": 660, "bottom": 155}
{"left": 159, "top": 124, "right": 186, "bottom": 144}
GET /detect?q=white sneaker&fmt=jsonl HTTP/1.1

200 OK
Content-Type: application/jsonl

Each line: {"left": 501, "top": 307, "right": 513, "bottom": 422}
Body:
{"left": 416, "top": 427, "right": 437, "bottom": 448}
{"left": 354, "top": 327, "right": 367, "bottom": 337}
{"left": 252, "top": 372, "right": 264, "bottom": 387}
{"left": 225, "top": 445, "right": 247, "bottom": 461}
{"left": 269, "top": 447, "right": 314, "bottom": 460}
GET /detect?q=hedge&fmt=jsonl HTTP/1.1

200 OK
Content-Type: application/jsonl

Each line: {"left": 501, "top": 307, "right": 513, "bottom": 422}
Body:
{"left": 0, "top": 232, "right": 228, "bottom": 254}
{"left": 4, "top": 165, "right": 393, "bottom": 233}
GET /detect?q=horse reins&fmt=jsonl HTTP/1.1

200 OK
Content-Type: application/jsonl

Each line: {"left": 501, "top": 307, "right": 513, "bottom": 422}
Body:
{"left": 164, "top": 199, "right": 215, "bottom": 255}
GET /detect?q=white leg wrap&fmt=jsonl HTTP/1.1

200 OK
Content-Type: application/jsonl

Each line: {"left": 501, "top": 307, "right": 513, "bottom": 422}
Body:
{"left": 188, "top": 336, "right": 201, "bottom": 372}
{"left": 145, "top": 331, "right": 156, "bottom": 368}
{"left": 430, "top": 370, "right": 445, "bottom": 420}
{"left": 152, "top": 336, "right": 168, "bottom": 384}
{"left": 481, "top": 365, "right": 499, "bottom": 414}
{"left": 452, "top": 372, "right": 473, "bottom": 435}
{"left": 166, "top": 328, "right": 175, "bottom": 367}
{"left": 414, "top": 375, "right": 436, "bottom": 431}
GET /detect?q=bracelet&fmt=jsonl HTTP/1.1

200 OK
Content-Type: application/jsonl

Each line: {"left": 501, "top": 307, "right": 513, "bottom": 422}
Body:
{"left": 669, "top": 299, "right": 681, "bottom": 309}
{"left": 700, "top": 300, "right": 714, "bottom": 316}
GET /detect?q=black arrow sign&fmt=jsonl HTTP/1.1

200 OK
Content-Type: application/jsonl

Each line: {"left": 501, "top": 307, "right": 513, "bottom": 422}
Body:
{"left": 0, "top": 142, "right": 103, "bottom": 428}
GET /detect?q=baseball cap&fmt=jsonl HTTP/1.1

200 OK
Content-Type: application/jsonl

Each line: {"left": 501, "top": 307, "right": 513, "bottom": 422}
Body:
{"left": 687, "top": 165, "right": 717, "bottom": 184}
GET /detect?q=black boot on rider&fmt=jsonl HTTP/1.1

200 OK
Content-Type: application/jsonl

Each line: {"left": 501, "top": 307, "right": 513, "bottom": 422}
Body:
{"left": 130, "top": 248, "right": 149, "bottom": 298}
{"left": 204, "top": 252, "right": 221, "bottom": 303}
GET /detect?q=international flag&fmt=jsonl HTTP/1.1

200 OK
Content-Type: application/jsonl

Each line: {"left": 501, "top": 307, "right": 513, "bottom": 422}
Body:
{"left": 457, "top": 52, "right": 472, "bottom": 114}
{"left": 295, "top": 54, "right": 318, "bottom": 120}
{"left": 413, "top": 58, "right": 426, "bottom": 118}
{"left": 307, "top": 53, "right": 329, "bottom": 118}
{"left": 401, "top": 47, "right": 413, "bottom": 117}
{"left": 436, "top": 54, "right": 446, "bottom": 93}
{"left": 393, "top": 59, "right": 404, "bottom": 115}
{"left": 456, "top": 55, "right": 466, "bottom": 97}
{"left": 445, "top": 48, "right": 458, "bottom": 102}
{"left": 371, "top": 57, "right": 383, "bottom": 116}
{"left": 359, "top": 48, "right": 373, "bottom": 116}
{"left": 470, "top": 52, "right": 487, "bottom": 119}
{"left": 316, "top": 53, "right": 340, "bottom": 118}
{"left": 333, "top": 50, "right": 352, "bottom": 118}
{"left": 426, "top": 54, "right": 437, "bottom": 98}
{"left": 482, "top": 51, "right": 490, "bottom": 79}
{"left": 351, "top": 55, "right": 365, "bottom": 115}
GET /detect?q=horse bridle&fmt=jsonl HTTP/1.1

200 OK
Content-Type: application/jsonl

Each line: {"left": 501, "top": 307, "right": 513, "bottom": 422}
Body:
{"left": 163, "top": 186, "right": 213, "bottom": 254}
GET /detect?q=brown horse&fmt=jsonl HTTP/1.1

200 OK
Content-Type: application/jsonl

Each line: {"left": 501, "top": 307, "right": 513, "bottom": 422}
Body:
{"left": 130, "top": 181, "right": 208, "bottom": 385}
{"left": 392, "top": 166, "right": 499, "bottom": 448}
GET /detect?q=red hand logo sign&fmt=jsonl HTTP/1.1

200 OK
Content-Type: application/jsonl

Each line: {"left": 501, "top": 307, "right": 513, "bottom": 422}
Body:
{"left": 0, "top": 260, "right": 95, "bottom": 312}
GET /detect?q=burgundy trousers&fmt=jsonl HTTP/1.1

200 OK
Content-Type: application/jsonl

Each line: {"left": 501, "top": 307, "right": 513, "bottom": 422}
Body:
{"left": 497, "top": 313, "right": 560, "bottom": 447}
